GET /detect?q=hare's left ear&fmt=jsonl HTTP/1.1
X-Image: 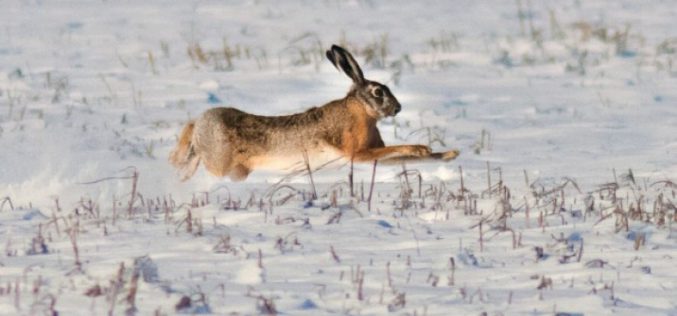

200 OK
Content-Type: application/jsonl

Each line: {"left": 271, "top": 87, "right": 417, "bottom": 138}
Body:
{"left": 326, "top": 45, "right": 365, "bottom": 85}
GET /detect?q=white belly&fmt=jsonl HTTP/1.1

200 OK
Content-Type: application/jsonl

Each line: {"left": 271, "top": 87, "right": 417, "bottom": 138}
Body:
{"left": 248, "top": 146, "right": 345, "bottom": 172}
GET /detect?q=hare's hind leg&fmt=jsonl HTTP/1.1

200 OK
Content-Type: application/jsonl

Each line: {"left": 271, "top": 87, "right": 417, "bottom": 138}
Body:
{"left": 201, "top": 152, "right": 250, "bottom": 181}
{"left": 200, "top": 143, "right": 234, "bottom": 178}
{"left": 202, "top": 158, "right": 230, "bottom": 178}
{"left": 229, "top": 164, "right": 250, "bottom": 182}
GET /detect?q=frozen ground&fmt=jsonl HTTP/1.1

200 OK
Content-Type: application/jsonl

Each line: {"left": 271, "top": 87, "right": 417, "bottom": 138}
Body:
{"left": 1, "top": 0, "right": 676, "bottom": 315}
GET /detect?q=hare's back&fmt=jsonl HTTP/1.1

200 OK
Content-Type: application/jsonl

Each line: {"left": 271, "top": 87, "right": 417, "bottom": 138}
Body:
{"left": 197, "top": 107, "right": 271, "bottom": 142}
{"left": 200, "top": 107, "right": 260, "bottom": 129}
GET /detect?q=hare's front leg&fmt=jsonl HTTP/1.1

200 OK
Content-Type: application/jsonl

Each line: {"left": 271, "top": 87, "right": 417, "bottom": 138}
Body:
{"left": 379, "top": 149, "right": 460, "bottom": 165}
{"left": 342, "top": 126, "right": 432, "bottom": 162}
{"left": 351, "top": 145, "right": 432, "bottom": 162}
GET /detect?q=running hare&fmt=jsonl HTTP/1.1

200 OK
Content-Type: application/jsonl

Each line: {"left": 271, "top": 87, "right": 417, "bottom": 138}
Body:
{"left": 170, "top": 45, "right": 459, "bottom": 181}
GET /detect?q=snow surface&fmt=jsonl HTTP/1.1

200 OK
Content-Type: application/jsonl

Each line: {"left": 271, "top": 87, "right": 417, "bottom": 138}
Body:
{"left": 1, "top": 0, "right": 676, "bottom": 315}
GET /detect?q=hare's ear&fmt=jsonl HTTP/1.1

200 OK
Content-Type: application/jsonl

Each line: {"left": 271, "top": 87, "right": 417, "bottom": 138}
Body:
{"left": 326, "top": 45, "right": 365, "bottom": 85}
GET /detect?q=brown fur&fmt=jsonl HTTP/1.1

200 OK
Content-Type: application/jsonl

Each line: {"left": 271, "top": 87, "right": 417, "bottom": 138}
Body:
{"left": 169, "top": 121, "right": 202, "bottom": 181}
{"left": 339, "top": 97, "right": 431, "bottom": 161}
{"left": 169, "top": 45, "right": 459, "bottom": 182}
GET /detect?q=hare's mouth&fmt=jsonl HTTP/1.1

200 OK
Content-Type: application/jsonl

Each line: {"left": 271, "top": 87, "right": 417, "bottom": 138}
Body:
{"left": 386, "top": 104, "right": 401, "bottom": 117}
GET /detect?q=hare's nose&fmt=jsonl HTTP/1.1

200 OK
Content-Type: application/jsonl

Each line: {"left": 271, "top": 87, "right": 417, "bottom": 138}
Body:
{"left": 394, "top": 104, "right": 401, "bottom": 114}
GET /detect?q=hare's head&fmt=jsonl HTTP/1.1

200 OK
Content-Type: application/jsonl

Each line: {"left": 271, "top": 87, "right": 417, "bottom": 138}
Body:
{"left": 326, "top": 45, "right": 401, "bottom": 119}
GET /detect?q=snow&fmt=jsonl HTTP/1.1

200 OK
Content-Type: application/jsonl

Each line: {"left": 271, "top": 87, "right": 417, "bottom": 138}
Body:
{"left": 1, "top": 0, "right": 676, "bottom": 315}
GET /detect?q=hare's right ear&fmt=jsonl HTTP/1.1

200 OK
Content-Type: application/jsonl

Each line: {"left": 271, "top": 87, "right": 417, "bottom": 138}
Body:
{"left": 326, "top": 45, "right": 365, "bottom": 85}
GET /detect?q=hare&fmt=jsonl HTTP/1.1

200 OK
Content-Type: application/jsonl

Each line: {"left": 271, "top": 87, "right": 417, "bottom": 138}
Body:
{"left": 169, "top": 45, "right": 459, "bottom": 181}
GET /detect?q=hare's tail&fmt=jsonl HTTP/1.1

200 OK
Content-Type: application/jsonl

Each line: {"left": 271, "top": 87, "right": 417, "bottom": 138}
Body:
{"left": 169, "top": 121, "right": 201, "bottom": 181}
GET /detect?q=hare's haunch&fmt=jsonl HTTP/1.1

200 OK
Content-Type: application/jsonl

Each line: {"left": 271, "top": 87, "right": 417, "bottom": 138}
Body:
{"left": 170, "top": 45, "right": 459, "bottom": 181}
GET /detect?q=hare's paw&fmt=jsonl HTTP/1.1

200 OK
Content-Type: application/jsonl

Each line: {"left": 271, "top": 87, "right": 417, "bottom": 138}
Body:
{"left": 405, "top": 145, "right": 432, "bottom": 157}
{"left": 441, "top": 149, "right": 460, "bottom": 161}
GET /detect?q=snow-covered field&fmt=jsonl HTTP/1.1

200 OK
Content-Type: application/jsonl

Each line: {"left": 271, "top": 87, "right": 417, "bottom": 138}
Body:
{"left": 1, "top": 1, "right": 676, "bottom": 315}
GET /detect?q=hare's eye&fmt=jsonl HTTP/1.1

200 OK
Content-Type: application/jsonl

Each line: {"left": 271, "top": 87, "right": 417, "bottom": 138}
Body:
{"left": 372, "top": 87, "right": 384, "bottom": 98}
